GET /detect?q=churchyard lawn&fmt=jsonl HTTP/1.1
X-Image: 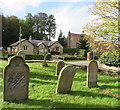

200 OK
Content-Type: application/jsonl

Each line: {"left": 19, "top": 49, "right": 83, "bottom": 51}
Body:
{"left": 0, "top": 61, "right": 119, "bottom": 109}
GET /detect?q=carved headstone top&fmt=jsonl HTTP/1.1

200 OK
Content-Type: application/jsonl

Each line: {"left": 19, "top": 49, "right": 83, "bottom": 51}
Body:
{"left": 56, "top": 65, "right": 76, "bottom": 93}
{"left": 3, "top": 55, "right": 29, "bottom": 101}
{"left": 86, "top": 60, "right": 98, "bottom": 87}
{"left": 17, "top": 50, "right": 25, "bottom": 60}
{"left": 56, "top": 60, "right": 65, "bottom": 76}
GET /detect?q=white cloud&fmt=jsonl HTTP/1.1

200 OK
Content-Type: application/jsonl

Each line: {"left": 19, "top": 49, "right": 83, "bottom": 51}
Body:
{"left": 0, "top": 0, "right": 43, "bottom": 14}
{"left": 0, "top": 0, "right": 95, "bottom": 15}
{"left": 50, "top": 3, "right": 96, "bottom": 40}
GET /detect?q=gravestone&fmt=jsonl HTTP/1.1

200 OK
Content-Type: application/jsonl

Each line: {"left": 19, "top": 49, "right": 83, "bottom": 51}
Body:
{"left": 86, "top": 60, "right": 98, "bottom": 87}
{"left": 56, "top": 65, "right": 76, "bottom": 93}
{"left": 56, "top": 61, "right": 65, "bottom": 76}
{"left": 3, "top": 55, "right": 29, "bottom": 101}
{"left": 17, "top": 50, "right": 25, "bottom": 60}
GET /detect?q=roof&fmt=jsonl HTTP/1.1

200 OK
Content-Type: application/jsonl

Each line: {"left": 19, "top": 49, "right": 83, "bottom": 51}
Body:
{"left": 70, "top": 33, "right": 83, "bottom": 43}
{"left": 10, "top": 39, "right": 26, "bottom": 46}
{"left": 10, "top": 39, "right": 57, "bottom": 47}
{"left": 29, "top": 40, "right": 57, "bottom": 47}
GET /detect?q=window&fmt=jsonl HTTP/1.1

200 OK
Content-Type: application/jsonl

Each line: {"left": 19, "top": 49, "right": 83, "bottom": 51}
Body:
{"left": 52, "top": 48, "right": 54, "bottom": 51}
{"left": 15, "top": 48, "right": 18, "bottom": 52}
{"left": 45, "top": 49, "right": 47, "bottom": 53}
{"left": 40, "top": 49, "right": 43, "bottom": 53}
{"left": 55, "top": 47, "right": 59, "bottom": 51}
{"left": 7, "top": 47, "right": 10, "bottom": 52}
{"left": 24, "top": 46, "right": 28, "bottom": 51}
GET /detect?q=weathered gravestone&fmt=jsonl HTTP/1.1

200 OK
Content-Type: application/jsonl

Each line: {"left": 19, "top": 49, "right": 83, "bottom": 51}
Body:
{"left": 86, "top": 60, "right": 98, "bottom": 87}
{"left": 17, "top": 50, "right": 25, "bottom": 60}
{"left": 56, "top": 60, "right": 65, "bottom": 76}
{"left": 3, "top": 56, "right": 29, "bottom": 101}
{"left": 56, "top": 65, "right": 76, "bottom": 93}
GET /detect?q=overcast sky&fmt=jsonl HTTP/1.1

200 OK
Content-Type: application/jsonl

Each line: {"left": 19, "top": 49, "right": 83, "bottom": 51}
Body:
{"left": 0, "top": 0, "right": 96, "bottom": 40}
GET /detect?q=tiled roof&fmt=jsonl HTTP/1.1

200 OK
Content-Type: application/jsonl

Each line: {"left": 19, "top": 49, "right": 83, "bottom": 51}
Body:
{"left": 70, "top": 33, "right": 83, "bottom": 43}
{"left": 29, "top": 40, "right": 56, "bottom": 47}
{"left": 10, "top": 39, "right": 57, "bottom": 47}
{"left": 10, "top": 39, "right": 26, "bottom": 46}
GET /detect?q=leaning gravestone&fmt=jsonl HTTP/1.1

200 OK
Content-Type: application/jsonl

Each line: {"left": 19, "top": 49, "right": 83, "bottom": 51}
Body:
{"left": 56, "top": 61, "right": 65, "bottom": 76}
{"left": 17, "top": 50, "right": 25, "bottom": 60}
{"left": 86, "top": 60, "right": 98, "bottom": 87}
{"left": 56, "top": 65, "right": 76, "bottom": 93}
{"left": 3, "top": 55, "right": 29, "bottom": 101}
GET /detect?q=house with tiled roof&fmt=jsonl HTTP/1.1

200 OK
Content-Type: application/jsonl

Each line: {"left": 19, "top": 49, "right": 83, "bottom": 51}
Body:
{"left": 7, "top": 36, "right": 63, "bottom": 55}
{"left": 67, "top": 31, "right": 85, "bottom": 48}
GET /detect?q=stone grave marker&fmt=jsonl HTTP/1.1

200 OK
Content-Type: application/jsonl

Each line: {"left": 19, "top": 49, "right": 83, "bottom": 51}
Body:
{"left": 86, "top": 60, "right": 98, "bottom": 87}
{"left": 56, "top": 65, "right": 76, "bottom": 93}
{"left": 17, "top": 50, "right": 25, "bottom": 60}
{"left": 56, "top": 60, "right": 65, "bottom": 76}
{"left": 3, "top": 55, "right": 29, "bottom": 101}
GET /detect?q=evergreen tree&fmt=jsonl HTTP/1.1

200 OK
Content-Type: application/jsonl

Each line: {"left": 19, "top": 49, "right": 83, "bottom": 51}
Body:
{"left": 77, "top": 38, "right": 89, "bottom": 51}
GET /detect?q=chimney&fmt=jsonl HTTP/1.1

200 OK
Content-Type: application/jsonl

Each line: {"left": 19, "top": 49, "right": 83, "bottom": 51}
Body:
{"left": 29, "top": 35, "right": 32, "bottom": 40}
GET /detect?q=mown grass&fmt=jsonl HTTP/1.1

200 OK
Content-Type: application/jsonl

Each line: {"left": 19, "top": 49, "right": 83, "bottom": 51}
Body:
{"left": 0, "top": 61, "right": 119, "bottom": 109}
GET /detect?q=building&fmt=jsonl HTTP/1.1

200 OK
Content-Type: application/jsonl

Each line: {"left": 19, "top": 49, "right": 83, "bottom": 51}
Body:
{"left": 67, "top": 31, "right": 85, "bottom": 48}
{"left": 7, "top": 37, "right": 63, "bottom": 55}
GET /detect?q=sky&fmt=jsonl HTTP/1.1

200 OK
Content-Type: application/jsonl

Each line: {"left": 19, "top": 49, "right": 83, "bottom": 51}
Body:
{"left": 0, "top": 0, "right": 96, "bottom": 41}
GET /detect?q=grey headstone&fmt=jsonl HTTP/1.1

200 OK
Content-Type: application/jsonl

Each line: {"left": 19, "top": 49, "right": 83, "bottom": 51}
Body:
{"left": 86, "top": 60, "right": 98, "bottom": 87}
{"left": 17, "top": 51, "right": 25, "bottom": 60}
{"left": 3, "top": 56, "right": 29, "bottom": 101}
{"left": 56, "top": 65, "right": 76, "bottom": 93}
{"left": 56, "top": 61, "right": 65, "bottom": 76}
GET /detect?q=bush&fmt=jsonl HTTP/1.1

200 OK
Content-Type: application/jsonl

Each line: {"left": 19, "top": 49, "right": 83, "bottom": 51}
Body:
{"left": 26, "top": 54, "right": 51, "bottom": 60}
{"left": 79, "top": 49, "right": 87, "bottom": 57}
{"left": 57, "top": 56, "right": 86, "bottom": 60}
{"left": 8, "top": 53, "right": 51, "bottom": 60}
{"left": 7, "top": 54, "right": 16, "bottom": 58}
{"left": 51, "top": 51, "right": 60, "bottom": 55}
{"left": 63, "top": 48, "right": 79, "bottom": 55}
{"left": 99, "top": 51, "right": 120, "bottom": 67}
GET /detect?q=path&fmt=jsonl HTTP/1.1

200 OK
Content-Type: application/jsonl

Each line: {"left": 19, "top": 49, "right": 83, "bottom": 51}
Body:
{"left": 65, "top": 61, "right": 119, "bottom": 74}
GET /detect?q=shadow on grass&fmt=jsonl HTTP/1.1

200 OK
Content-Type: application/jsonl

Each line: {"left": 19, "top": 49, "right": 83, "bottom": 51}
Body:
{"left": 69, "top": 90, "right": 116, "bottom": 99}
{"left": 30, "top": 79, "right": 57, "bottom": 85}
{"left": 8, "top": 98, "right": 113, "bottom": 109}
{"left": 30, "top": 72, "right": 58, "bottom": 81}
{"left": 98, "top": 78, "right": 118, "bottom": 83}
{"left": 99, "top": 85, "right": 118, "bottom": 89}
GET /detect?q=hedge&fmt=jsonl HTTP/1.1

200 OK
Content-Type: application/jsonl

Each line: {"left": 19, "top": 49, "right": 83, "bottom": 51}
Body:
{"left": 7, "top": 54, "right": 51, "bottom": 60}
{"left": 63, "top": 48, "right": 79, "bottom": 55}
{"left": 99, "top": 51, "right": 120, "bottom": 67}
{"left": 58, "top": 56, "right": 86, "bottom": 60}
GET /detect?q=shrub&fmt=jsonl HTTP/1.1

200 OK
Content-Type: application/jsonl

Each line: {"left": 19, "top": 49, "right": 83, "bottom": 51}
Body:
{"left": 26, "top": 54, "right": 51, "bottom": 60}
{"left": 99, "top": 51, "right": 120, "bottom": 67}
{"left": 57, "top": 56, "right": 86, "bottom": 60}
{"left": 63, "top": 48, "right": 79, "bottom": 55}
{"left": 8, "top": 53, "right": 51, "bottom": 60}
{"left": 51, "top": 51, "right": 60, "bottom": 55}
{"left": 7, "top": 54, "right": 16, "bottom": 58}
{"left": 79, "top": 49, "right": 87, "bottom": 57}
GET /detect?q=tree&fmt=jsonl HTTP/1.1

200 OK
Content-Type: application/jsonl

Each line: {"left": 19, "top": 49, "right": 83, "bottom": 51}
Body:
{"left": 46, "top": 15, "right": 56, "bottom": 41}
{"left": 33, "top": 13, "right": 48, "bottom": 40}
{"left": 58, "top": 30, "right": 67, "bottom": 47}
{"left": 83, "top": 0, "right": 119, "bottom": 54}
{"left": 33, "top": 13, "right": 56, "bottom": 40}
{"left": 77, "top": 38, "right": 89, "bottom": 51}
{"left": 2, "top": 15, "right": 19, "bottom": 47}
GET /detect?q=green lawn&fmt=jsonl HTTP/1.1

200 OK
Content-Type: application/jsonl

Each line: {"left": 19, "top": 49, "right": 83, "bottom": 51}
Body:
{"left": 0, "top": 61, "right": 119, "bottom": 109}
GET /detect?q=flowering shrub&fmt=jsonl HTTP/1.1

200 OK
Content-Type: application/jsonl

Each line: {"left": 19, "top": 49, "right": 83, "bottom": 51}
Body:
{"left": 99, "top": 51, "right": 120, "bottom": 67}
